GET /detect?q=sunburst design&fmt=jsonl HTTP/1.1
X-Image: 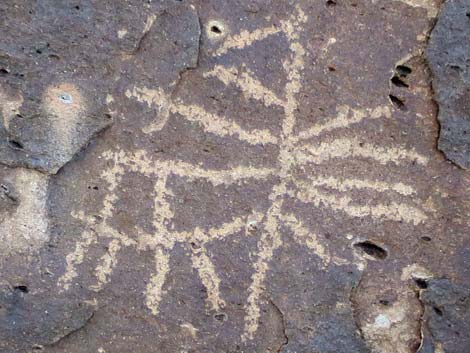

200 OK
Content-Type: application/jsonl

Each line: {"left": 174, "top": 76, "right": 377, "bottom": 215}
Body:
{"left": 57, "top": 5, "right": 428, "bottom": 341}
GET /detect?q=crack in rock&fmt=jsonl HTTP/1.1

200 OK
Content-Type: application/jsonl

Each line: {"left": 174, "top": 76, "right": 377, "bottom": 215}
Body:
{"left": 267, "top": 298, "right": 289, "bottom": 353}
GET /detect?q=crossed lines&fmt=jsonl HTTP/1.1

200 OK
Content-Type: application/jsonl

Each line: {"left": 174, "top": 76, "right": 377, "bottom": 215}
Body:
{"left": 58, "top": 5, "right": 428, "bottom": 341}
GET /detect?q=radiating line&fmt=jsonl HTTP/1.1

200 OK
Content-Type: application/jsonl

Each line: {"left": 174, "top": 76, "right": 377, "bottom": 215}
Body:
{"left": 306, "top": 175, "right": 415, "bottom": 196}
{"left": 294, "top": 182, "right": 427, "bottom": 225}
{"left": 91, "top": 239, "right": 121, "bottom": 291}
{"left": 204, "top": 65, "right": 285, "bottom": 108}
{"left": 191, "top": 241, "right": 225, "bottom": 311}
{"left": 215, "top": 25, "right": 281, "bottom": 56}
{"left": 171, "top": 101, "right": 278, "bottom": 145}
{"left": 294, "top": 106, "right": 391, "bottom": 142}
{"left": 296, "top": 137, "right": 428, "bottom": 166}
{"left": 145, "top": 246, "right": 171, "bottom": 315}
{"left": 242, "top": 202, "right": 282, "bottom": 342}
{"left": 281, "top": 213, "right": 330, "bottom": 265}
{"left": 111, "top": 149, "right": 277, "bottom": 186}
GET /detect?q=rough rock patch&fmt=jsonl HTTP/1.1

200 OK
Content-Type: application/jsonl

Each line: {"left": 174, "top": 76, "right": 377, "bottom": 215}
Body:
{"left": 427, "top": 0, "right": 470, "bottom": 169}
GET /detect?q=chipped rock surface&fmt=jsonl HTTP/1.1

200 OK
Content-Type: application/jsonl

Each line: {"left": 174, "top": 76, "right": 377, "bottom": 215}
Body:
{"left": 0, "top": 0, "right": 469, "bottom": 352}
{"left": 427, "top": 0, "right": 470, "bottom": 169}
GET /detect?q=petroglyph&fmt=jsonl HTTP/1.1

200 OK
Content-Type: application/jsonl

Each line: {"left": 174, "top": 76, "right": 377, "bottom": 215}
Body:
{"left": 125, "top": 86, "right": 171, "bottom": 134}
{"left": 204, "top": 65, "right": 285, "bottom": 108}
{"left": 296, "top": 138, "right": 428, "bottom": 166}
{"left": 295, "top": 105, "right": 391, "bottom": 142}
{"left": 215, "top": 25, "right": 281, "bottom": 56}
{"left": 305, "top": 176, "right": 415, "bottom": 196}
{"left": 58, "top": 3, "right": 429, "bottom": 343}
{"left": 171, "top": 101, "right": 278, "bottom": 145}
{"left": 126, "top": 85, "right": 278, "bottom": 143}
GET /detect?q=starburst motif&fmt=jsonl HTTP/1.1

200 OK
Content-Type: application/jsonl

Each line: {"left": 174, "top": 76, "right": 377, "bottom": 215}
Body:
{"left": 57, "top": 5, "right": 428, "bottom": 341}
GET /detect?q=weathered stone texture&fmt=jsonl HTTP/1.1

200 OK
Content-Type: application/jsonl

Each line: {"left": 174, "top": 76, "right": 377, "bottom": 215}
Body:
{"left": 0, "top": 1, "right": 469, "bottom": 353}
{"left": 427, "top": 0, "right": 470, "bottom": 169}
{"left": 418, "top": 279, "right": 470, "bottom": 353}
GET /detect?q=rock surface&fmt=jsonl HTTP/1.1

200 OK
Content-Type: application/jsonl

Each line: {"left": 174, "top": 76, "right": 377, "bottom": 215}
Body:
{"left": 427, "top": 0, "right": 470, "bottom": 169}
{"left": 0, "top": 0, "right": 469, "bottom": 352}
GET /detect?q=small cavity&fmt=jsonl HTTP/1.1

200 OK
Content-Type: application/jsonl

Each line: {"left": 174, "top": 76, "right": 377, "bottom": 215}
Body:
{"left": 0, "top": 68, "right": 9, "bottom": 75}
{"left": 421, "top": 236, "right": 432, "bottom": 242}
{"left": 14, "top": 285, "right": 28, "bottom": 293}
{"left": 247, "top": 219, "right": 258, "bottom": 230}
{"left": 206, "top": 20, "right": 226, "bottom": 40}
{"left": 389, "top": 94, "right": 406, "bottom": 110}
{"left": 414, "top": 278, "right": 428, "bottom": 289}
{"left": 396, "top": 65, "right": 412, "bottom": 76}
{"left": 213, "top": 312, "right": 228, "bottom": 322}
{"left": 391, "top": 76, "right": 409, "bottom": 88}
{"left": 326, "top": 0, "right": 337, "bottom": 6}
{"left": 211, "top": 25, "right": 222, "bottom": 34}
{"left": 8, "top": 139, "right": 24, "bottom": 150}
{"left": 353, "top": 240, "right": 388, "bottom": 260}
{"left": 58, "top": 93, "right": 73, "bottom": 104}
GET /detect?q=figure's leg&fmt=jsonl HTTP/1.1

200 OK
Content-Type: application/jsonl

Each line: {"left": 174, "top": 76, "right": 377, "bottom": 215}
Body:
{"left": 145, "top": 246, "right": 171, "bottom": 316}
{"left": 58, "top": 223, "right": 98, "bottom": 291}
{"left": 242, "top": 208, "right": 282, "bottom": 342}
{"left": 190, "top": 242, "right": 225, "bottom": 312}
{"left": 90, "top": 238, "right": 122, "bottom": 291}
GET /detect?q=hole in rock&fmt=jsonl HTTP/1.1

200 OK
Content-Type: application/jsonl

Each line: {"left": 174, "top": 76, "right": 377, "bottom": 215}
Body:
{"left": 211, "top": 25, "right": 222, "bottom": 34}
{"left": 396, "top": 65, "right": 412, "bottom": 76}
{"left": 207, "top": 20, "right": 225, "bottom": 39}
{"left": 213, "top": 312, "right": 228, "bottom": 322}
{"left": 353, "top": 241, "right": 388, "bottom": 260}
{"left": 414, "top": 278, "right": 428, "bottom": 289}
{"left": 8, "top": 139, "right": 24, "bottom": 150}
{"left": 14, "top": 285, "right": 28, "bottom": 293}
{"left": 391, "top": 76, "right": 409, "bottom": 88}
{"left": 389, "top": 94, "right": 406, "bottom": 110}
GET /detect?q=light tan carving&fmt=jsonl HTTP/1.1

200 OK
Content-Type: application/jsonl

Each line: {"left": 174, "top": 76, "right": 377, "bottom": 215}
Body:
{"left": 58, "top": 4, "right": 428, "bottom": 343}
